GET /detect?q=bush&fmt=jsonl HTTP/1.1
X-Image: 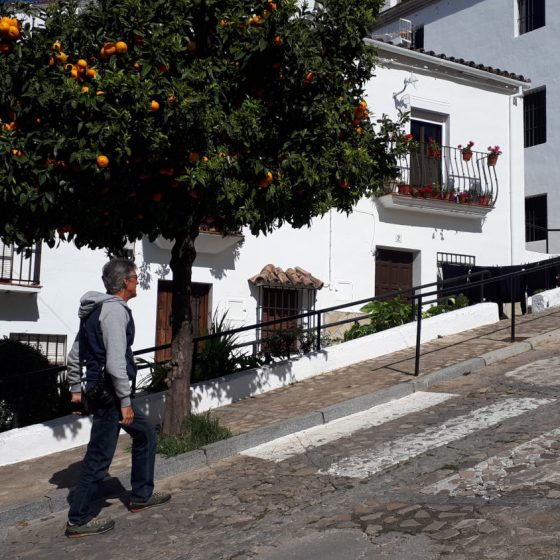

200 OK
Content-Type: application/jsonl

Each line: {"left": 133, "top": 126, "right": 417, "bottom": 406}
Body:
{"left": 0, "top": 338, "right": 71, "bottom": 430}
{"left": 344, "top": 296, "right": 412, "bottom": 341}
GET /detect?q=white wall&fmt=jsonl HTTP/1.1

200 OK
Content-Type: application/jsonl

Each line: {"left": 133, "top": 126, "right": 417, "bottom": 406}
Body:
{"left": 374, "top": 0, "right": 559, "bottom": 251}
{"left": 0, "top": 49, "right": 527, "bottom": 359}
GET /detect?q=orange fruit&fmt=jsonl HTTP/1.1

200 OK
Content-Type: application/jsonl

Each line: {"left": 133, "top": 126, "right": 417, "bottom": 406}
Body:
{"left": 115, "top": 41, "right": 128, "bottom": 53}
{"left": 0, "top": 42, "right": 12, "bottom": 54}
{"left": 304, "top": 71, "right": 315, "bottom": 83}
{"left": 186, "top": 41, "right": 197, "bottom": 52}
{"left": 339, "top": 180, "right": 349, "bottom": 189}
{"left": 70, "top": 67, "right": 79, "bottom": 78}
{"left": 52, "top": 41, "right": 62, "bottom": 51}
{"left": 188, "top": 151, "right": 200, "bottom": 163}
{"left": 265, "top": 171, "right": 273, "bottom": 183}
{"left": 81, "top": 86, "right": 89, "bottom": 93}
{"left": 7, "top": 25, "right": 20, "bottom": 40}
{"left": 55, "top": 52, "right": 68, "bottom": 63}
{"left": 0, "top": 21, "right": 9, "bottom": 35}
{"left": 273, "top": 35, "right": 282, "bottom": 47}
{"left": 267, "top": 1, "right": 277, "bottom": 10}
{"left": 48, "top": 56, "right": 55, "bottom": 66}
{"left": 202, "top": 156, "right": 209, "bottom": 163}
{"left": 355, "top": 127, "right": 364, "bottom": 135}
{"left": 96, "top": 90, "right": 105, "bottom": 95}
{"left": 96, "top": 154, "right": 109, "bottom": 168}
{"left": 150, "top": 100, "right": 160, "bottom": 112}
{"left": 103, "top": 42, "right": 116, "bottom": 56}
{"left": 77, "top": 59, "right": 88, "bottom": 68}
{"left": 258, "top": 178, "right": 269, "bottom": 189}
{"left": 167, "top": 95, "right": 176, "bottom": 105}
{"left": 86, "top": 68, "right": 96, "bottom": 78}
{"left": 11, "top": 149, "right": 22, "bottom": 157}
{"left": 358, "top": 100, "right": 367, "bottom": 110}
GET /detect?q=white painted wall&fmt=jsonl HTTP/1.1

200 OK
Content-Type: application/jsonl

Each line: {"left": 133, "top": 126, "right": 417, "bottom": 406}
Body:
{"left": 0, "top": 47, "right": 527, "bottom": 364}
{"left": 374, "top": 0, "right": 559, "bottom": 251}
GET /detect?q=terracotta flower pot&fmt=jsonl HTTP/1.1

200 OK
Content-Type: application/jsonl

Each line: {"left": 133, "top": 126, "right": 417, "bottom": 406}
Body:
{"left": 462, "top": 151, "right": 472, "bottom": 162}
{"left": 487, "top": 154, "right": 499, "bottom": 166}
{"left": 397, "top": 184, "right": 411, "bottom": 195}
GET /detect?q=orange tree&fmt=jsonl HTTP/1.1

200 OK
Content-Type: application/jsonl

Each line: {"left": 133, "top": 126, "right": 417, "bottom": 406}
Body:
{"left": 0, "top": 0, "right": 406, "bottom": 435}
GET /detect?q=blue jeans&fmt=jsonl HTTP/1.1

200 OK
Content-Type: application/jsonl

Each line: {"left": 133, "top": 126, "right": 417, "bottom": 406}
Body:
{"left": 68, "top": 400, "right": 157, "bottom": 525}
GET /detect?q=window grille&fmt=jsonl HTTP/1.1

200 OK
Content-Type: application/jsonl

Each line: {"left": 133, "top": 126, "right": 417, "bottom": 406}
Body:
{"left": 518, "top": 0, "right": 545, "bottom": 35}
{"left": 437, "top": 253, "right": 476, "bottom": 267}
{"left": 525, "top": 194, "right": 547, "bottom": 242}
{"left": 10, "top": 333, "right": 67, "bottom": 365}
{"left": 524, "top": 88, "right": 546, "bottom": 147}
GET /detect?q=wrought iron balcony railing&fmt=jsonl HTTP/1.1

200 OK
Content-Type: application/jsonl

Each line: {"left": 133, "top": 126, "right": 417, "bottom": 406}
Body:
{"left": 387, "top": 142, "right": 499, "bottom": 208}
{"left": 0, "top": 241, "right": 42, "bottom": 288}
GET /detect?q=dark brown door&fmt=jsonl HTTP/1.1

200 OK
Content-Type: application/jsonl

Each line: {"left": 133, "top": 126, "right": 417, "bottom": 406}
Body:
{"left": 155, "top": 281, "right": 211, "bottom": 362}
{"left": 375, "top": 249, "right": 414, "bottom": 298}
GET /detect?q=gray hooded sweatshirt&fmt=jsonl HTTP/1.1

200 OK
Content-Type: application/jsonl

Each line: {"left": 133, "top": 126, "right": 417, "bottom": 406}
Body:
{"left": 67, "top": 291, "right": 135, "bottom": 407}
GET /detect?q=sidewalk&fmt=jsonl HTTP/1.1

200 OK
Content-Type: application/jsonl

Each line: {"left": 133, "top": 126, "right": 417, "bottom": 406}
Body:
{"left": 2, "top": 308, "right": 560, "bottom": 529}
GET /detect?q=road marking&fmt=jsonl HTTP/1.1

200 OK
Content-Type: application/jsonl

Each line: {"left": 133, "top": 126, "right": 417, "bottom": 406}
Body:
{"left": 241, "top": 391, "right": 456, "bottom": 462}
{"left": 505, "top": 356, "right": 560, "bottom": 386}
{"left": 424, "top": 426, "right": 560, "bottom": 499}
{"left": 322, "top": 398, "right": 555, "bottom": 479}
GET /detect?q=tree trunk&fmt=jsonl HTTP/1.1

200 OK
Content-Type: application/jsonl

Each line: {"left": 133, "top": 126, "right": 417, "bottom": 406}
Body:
{"left": 161, "top": 233, "right": 197, "bottom": 436}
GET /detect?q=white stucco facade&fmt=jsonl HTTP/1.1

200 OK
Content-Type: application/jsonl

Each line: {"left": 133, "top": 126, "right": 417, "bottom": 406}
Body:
{"left": 0, "top": 43, "right": 530, "bottom": 361}
{"left": 374, "top": 0, "right": 558, "bottom": 252}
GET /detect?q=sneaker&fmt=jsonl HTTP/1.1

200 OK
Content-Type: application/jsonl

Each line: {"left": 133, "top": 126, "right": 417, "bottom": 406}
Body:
{"left": 65, "top": 515, "right": 115, "bottom": 538}
{"left": 129, "top": 491, "right": 171, "bottom": 513}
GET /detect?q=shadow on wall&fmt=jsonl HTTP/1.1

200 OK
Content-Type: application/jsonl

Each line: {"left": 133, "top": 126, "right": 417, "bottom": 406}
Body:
{"left": 0, "top": 293, "right": 40, "bottom": 322}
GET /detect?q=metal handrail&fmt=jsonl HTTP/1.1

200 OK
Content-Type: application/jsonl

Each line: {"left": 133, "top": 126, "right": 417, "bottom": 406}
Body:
{"left": 4, "top": 256, "right": 560, "bottom": 385}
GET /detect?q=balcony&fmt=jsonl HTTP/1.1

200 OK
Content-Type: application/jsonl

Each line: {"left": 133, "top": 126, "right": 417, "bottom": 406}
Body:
{"left": 154, "top": 225, "right": 244, "bottom": 255}
{"left": 378, "top": 143, "right": 498, "bottom": 220}
{"left": 0, "top": 242, "right": 42, "bottom": 293}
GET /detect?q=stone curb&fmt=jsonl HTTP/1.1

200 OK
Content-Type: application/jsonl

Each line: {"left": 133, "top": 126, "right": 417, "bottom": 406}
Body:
{"left": 2, "top": 328, "right": 560, "bottom": 529}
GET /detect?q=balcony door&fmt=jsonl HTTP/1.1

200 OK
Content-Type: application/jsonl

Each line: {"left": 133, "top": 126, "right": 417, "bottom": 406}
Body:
{"left": 410, "top": 119, "right": 442, "bottom": 187}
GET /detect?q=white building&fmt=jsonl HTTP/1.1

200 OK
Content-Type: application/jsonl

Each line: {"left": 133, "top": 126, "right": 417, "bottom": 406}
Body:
{"left": 373, "top": 0, "right": 553, "bottom": 253}
{"left": 0, "top": 41, "right": 531, "bottom": 365}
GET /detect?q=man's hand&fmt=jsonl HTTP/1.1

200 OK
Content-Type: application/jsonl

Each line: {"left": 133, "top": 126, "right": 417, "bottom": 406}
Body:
{"left": 120, "top": 406, "right": 134, "bottom": 426}
{"left": 71, "top": 392, "right": 83, "bottom": 416}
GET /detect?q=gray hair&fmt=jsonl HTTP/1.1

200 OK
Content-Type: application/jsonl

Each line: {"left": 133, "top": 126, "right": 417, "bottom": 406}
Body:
{"left": 102, "top": 259, "right": 137, "bottom": 294}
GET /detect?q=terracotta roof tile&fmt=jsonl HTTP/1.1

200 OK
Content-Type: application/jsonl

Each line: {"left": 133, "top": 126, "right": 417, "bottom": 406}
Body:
{"left": 374, "top": 39, "right": 530, "bottom": 83}
{"left": 249, "top": 264, "right": 324, "bottom": 289}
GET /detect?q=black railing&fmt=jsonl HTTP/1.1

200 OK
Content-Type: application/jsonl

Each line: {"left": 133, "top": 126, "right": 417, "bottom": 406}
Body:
{"left": 390, "top": 143, "right": 498, "bottom": 206}
{"left": 0, "top": 242, "right": 42, "bottom": 287}
{"left": 4, "top": 256, "right": 560, "bottom": 397}
{"left": 525, "top": 222, "right": 560, "bottom": 254}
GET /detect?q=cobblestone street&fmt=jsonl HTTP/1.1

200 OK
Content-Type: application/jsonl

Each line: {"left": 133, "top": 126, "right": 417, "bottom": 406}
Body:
{"left": 4, "top": 341, "right": 560, "bottom": 559}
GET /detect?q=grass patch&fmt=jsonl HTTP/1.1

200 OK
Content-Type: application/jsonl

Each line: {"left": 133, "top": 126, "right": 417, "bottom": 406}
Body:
{"left": 157, "top": 413, "right": 233, "bottom": 457}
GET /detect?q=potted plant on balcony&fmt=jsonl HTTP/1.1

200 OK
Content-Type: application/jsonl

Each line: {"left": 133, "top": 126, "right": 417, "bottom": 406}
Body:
{"left": 397, "top": 183, "right": 411, "bottom": 195}
{"left": 458, "top": 140, "right": 474, "bottom": 162}
{"left": 427, "top": 137, "right": 441, "bottom": 159}
{"left": 458, "top": 190, "right": 470, "bottom": 204}
{"left": 478, "top": 193, "right": 492, "bottom": 206}
{"left": 487, "top": 145, "right": 502, "bottom": 166}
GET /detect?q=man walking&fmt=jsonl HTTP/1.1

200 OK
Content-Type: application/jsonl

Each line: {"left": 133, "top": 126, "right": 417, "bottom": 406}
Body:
{"left": 65, "top": 258, "right": 170, "bottom": 537}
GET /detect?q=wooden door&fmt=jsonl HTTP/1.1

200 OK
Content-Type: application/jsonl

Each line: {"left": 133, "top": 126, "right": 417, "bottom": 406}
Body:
{"left": 155, "top": 281, "right": 211, "bottom": 362}
{"left": 375, "top": 249, "right": 413, "bottom": 298}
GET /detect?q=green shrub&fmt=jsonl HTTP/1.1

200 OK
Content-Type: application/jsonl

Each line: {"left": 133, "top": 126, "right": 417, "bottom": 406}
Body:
{"left": 422, "top": 293, "right": 469, "bottom": 318}
{"left": 344, "top": 296, "right": 412, "bottom": 341}
{"left": 0, "top": 338, "right": 71, "bottom": 430}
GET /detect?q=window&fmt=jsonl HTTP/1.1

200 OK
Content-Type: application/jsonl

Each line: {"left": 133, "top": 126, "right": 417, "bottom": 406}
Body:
{"left": 518, "top": 0, "right": 545, "bottom": 35}
{"left": 9, "top": 333, "right": 67, "bottom": 365}
{"left": 524, "top": 88, "right": 546, "bottom": 147}
{"left": 525, "top": 194, "right": 547, "bottom": 242}
{"left": 0, "top": 240, "right": 41, "bottom": 286}
{"left": 413, "top": 26, "right": 424, "bottom": 49}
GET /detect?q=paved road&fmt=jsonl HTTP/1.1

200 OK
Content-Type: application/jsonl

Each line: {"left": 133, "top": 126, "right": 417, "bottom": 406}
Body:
{"left": 4, "top": 343, "right": 560, "bottom": 560}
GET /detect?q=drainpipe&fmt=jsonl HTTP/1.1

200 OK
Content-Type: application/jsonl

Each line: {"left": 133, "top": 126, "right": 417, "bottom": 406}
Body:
{"left": 509, "top": 86, "right": 524, "bottom": 265}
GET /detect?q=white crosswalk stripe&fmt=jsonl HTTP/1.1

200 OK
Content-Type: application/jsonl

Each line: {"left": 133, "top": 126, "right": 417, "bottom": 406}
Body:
{"left": 241, "top": 391, "right": 457, "bottom": 462}
{"left": 423, "top": 426, "right": 560, "bottom": 499}
{"left": 322, "top": 397, "right": 555, "bottom": 479}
